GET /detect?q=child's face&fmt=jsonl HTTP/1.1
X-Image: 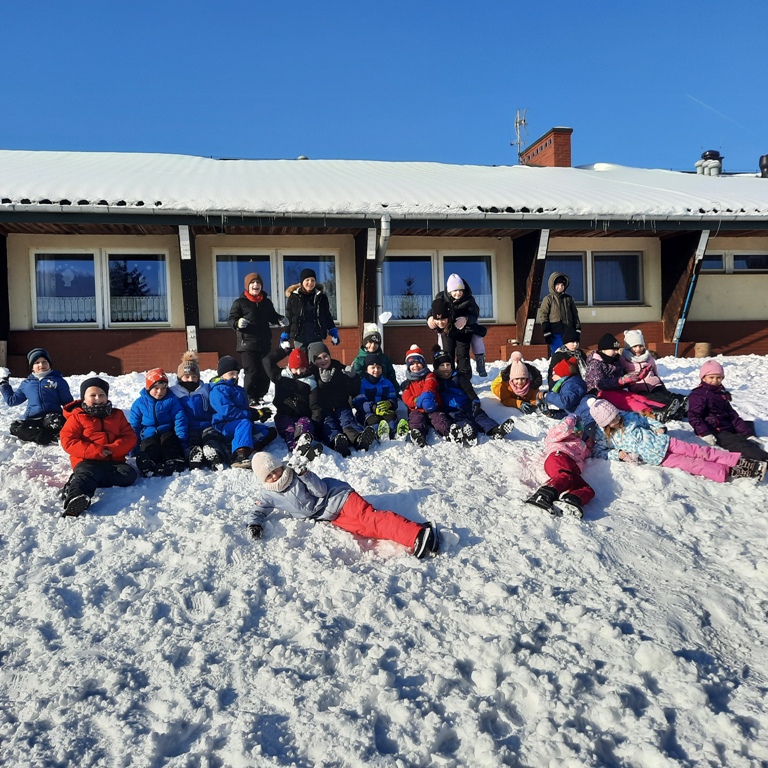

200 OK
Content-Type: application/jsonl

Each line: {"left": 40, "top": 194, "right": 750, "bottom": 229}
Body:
{"left": 149, "top": 382, "right": 168, "bottom": 400}
{"left": 702, "top": 373, "right": 724, "bottom": 386}
{"left": 364, "top": 340, "right": 380, "bottom": 352}
{"left": 436, "top": 361, "right": 453, "bottom": 378}
{"left": 32, "top": 358, "right": 51, "bottom": 373}
{"left": 630, "top": 344, "right": 646, "bottom": 355}
{"left": 264, "top": 466, "right": 284, "bottom": 484}
{"left": 449, "top": 289, "right": 464, "bottom": 301}
{"left": 608, "top": 415, "right": 622, "bottom": 429}
{"left": 247, "top": 280, "right": 262, "bottom": 296}
{"left": 408, "top": 360, "right": 424, "bottom": 373}
{"left": 366, "top": 363, "right": 382, "bottom": 377}
{"left": 83, "top": 386, "right": 107, "bottom": 406}
{"left": 290, "top": 366, "right": 308, "bottom": 377}
{"left": 555, "top": 281, "right": 566, "bottom": 293}
{"left": 221, "top": 370, "right": 239, "bottom": 381}
{"left": 180, "top": 373, "right": 199, "bottom": 383}
{"left": 511, "top": 376, "right": 529, "bottom": 388}
{"left": 433, "top": 317, "right": 449, "bottom": 330}
{"left": 301, "top": 277, "right": 316, "bottom": 292}
{"left": 565, "top": 340, "right": 579, "bottom": 351}
{"left": 314, "top": 352, "right": 331, "bottom": 370}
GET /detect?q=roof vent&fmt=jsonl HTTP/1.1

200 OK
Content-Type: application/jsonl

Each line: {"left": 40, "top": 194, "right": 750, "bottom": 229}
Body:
{"left": 696, "top": 149, "right": 723, "bottom": 176}
{"left": 760, "top": 155, "right": 768, "bottom": 178}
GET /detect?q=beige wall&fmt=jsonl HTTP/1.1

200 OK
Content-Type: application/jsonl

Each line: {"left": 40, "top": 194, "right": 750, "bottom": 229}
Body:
{"left": 194, "top": 234, "right": 357, "bottom": 329}
{"left": 689, "top": 236, "right": 768, "bottom": 321}
{"left": 7, "top": 234, "right": 183, "bottom": 330}
{"left": 547, "top": 236, "right": 662, "bottom": 325}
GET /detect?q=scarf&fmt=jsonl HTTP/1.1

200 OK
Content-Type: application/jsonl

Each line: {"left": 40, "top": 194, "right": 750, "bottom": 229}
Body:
{"left": 406, "top": 367, "right": 429, "bottom": 382}
{"left": 264, "top": 466, "right": 294, "bottom": 493}
{"left": 281, "top": 368, "right": 317, "bottom": 390}
{"left": 243, "top": 291, "right": 264, "bottom": 304}
{"left": 81, "top": 401, "right": 113, "bottom": 418}
{"left": 624, "top": 349, "right": 651, "bottom": 364}
{"left": 509, "top": 379, "right": 531, "bottom": 397}
{"left": 597, "top": 350, "right": 619, "bottom": 365}
{"left": 178, "top": 380, "right": 198, "bottom": 393}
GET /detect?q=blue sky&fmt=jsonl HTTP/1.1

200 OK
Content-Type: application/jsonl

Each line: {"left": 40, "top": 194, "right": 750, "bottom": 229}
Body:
{"left": 3, "top": 1, "right": 766, "bottom": 172}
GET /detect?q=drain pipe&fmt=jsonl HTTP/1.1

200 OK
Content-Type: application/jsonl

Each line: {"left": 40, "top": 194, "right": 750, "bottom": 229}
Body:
{"left": 376, "top": 213, "right": 391, "bottom": 339}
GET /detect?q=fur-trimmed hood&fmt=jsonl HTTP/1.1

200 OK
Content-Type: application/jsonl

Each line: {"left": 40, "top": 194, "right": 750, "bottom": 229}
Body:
{"left": 285, "top": 282, "right": 326, "bottom": 298}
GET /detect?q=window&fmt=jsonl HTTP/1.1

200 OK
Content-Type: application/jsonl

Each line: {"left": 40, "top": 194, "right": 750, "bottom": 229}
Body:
{"left": 701, "top": 251, "right": 768, "bottom": 274}
{"left": 543, "top": 251, "right": 643, "bottom": 305}
{"left": 382, "top": 251, "right": 495, "bottom": 321}
{"left": 32, "top": 250, "right": 170, "bottom": 327}
{"left": 213, "top": 249, "right": 339, "bottom": 324}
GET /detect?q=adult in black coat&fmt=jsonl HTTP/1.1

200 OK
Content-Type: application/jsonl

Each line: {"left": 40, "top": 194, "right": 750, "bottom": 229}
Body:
{"left": 284, "top": 268, "right": 338, "bottom": 349}
{"left": 228, "top": 272, "right": 287, "bottom": 404}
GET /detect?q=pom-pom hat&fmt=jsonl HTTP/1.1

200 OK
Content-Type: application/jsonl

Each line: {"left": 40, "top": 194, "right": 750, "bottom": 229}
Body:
{"left": 508, "top": 351, "right": 529, "bottom": 380}
{"left": 405, "top": 344, "right": 426, "bottom": 366}
{"left": 177, "top": 351, "right": 200, "bottom": 378}
{"left": 362, "top": 322, "right": 381, "bottom": 347}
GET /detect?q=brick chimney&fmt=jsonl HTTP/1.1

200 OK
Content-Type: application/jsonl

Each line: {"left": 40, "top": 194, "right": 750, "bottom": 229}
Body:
{"left": 520, "top": 127, "right": 573, "bottom": 167}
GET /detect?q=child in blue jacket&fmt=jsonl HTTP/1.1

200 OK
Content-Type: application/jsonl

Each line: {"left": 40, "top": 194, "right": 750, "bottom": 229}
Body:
{"left": 0, "top": 347, "right": 72, "bottom": 445}
{"left": 129, "top": 368, "right": 189, "bottom": 477}
{"left": 432, "top": 347, "right": 514, "bottom": 445}
{"left": 353, "top": 353, "right": 406, "bottom": 441}
{"left": 544, "top": 356, "right": 595, "bottom": 432}
{"left": 209, "top": 356, "right": 276, "bottom": 469}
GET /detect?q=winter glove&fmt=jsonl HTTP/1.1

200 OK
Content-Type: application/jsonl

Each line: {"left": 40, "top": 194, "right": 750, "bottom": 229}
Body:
{"left": 280, "top": 332, "right": 292, "bottom": 350}
{"left": 637, "top": 365, "right": 652, "bottom": 380}
{"left": 415, "top": 392, "right": 438, "bottom": 413}
{"left": 286, "top": 452, "right": 309, "bottom": 475}
{"left": 329, "top": 328, "right": 340, "bottom": 346}
{"left": 701, "top": 434, "right": 718, "bottom": 446}
{"left": 343, "top": 365, "right": 357, "bottom": 378}
{"left": 618, "top": 372, "right": 640, "bottom": 386}
{"left": 251, "top": 407, "right": 272, "bottom": 423}
{"left": 278, "top": 315, "right": 290, "bottom": 327}
{"left": 237, "top": 317, "right": 249, "bottom": 329}
{"left": 543, "top": 332, "right": 553, "bottom": 346}
{"left": 454, "top": 316, "right": 467, "bottom": 330}
{"left": 519, "top": 402, "right": 537, "bottom": 415}
{"left": 471, "top": 400, "right": 483, "bottom": 416}
{"left": 375, "top": 401, "right": 395, "bottom": 418}
{"left": 619, "top": 451, "right": 642, "bottom": 464}
{"left": 0, "top": 366, "right": 9, "bottom": 382}
{"left": 248, "top": 524, "right": 263, "bottom": 540}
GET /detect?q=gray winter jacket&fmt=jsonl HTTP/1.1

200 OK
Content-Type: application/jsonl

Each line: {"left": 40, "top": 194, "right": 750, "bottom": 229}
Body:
{"left": 248, "top": 470, "right": 352, "bottom": 526}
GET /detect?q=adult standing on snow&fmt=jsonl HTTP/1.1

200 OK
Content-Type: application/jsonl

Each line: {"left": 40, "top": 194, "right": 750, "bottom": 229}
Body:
{"left": 284, "top": 268, "right": 339, "bottom": 350}
{"left": 537, "top": 272, "right": 581, "bottom": 356}
{"left": 228, "top": 272, "right": 287, "bottom": 405}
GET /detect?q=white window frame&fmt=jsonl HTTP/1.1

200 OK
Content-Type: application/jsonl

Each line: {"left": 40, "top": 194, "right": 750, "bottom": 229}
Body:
{"left": 702, "top": 251, "right": 768, "bottom": 274}
{"left": 211, "top": 247, "right": 341, "bottom": 326}
{"left": 383, "top": 249, "right": 497, "bottom": 324}
{"left": 30, "top": 248, "right": 172, "bottom": 329}
{"left": 547, "top": 250, "right": 644, "bottom": 306}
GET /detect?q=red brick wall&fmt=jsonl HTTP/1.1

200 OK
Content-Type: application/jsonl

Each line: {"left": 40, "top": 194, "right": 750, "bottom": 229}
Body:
{"left": 520, "top": 127, "right": 573, "bottom": 168}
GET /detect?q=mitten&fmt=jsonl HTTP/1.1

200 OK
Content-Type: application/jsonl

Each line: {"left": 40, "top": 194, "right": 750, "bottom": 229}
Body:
{"left": 621, "top": 451, "right": 642, "bottom": 464}
{"left": 237, "top": 317, "right": 249, "bottom": 329}
{"left": 701, "top": 434, "right": 718, "bottom": 446}
{"left": 416, "top": 392, "right": 437, "bottom": 413}
{"left": 454, "top": 316, "right": 467, "bottom": 330}
{"left": 252, "top": 407, "right": 272, "bottom": 423}
{"left": 471, "top": 400, "right": 483, "bottom": 416}
{"left": 278, "top": 316, "right": 289, "bottom": 327}
{"left": 637, "top": 365, "right": 652, "bottom": 380}
{"left": 248, "top": 524, "right": 263, "bottom": 540}
{"left": 343, "top": 365, "right": 357, "bottom": 378}
{"left": 329, "top": 328, "right": 340, "bottom": 346}
{"left": 618, "top": 372, "right": 640, "bottom": 386}
{"left": 0, "top": 366, "right": 9, "bottom": 382}
{"left": 280, "top": 332, "right": 292, "bottom": 350}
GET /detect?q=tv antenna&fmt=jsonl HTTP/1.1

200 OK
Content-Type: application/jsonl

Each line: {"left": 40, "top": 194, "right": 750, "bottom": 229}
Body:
{"left": 511, "top": 108, "right": 528, "bottom": 162}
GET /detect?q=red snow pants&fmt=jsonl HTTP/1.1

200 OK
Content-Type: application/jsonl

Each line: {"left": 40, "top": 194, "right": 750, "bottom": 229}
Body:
{"left": 332, "top": 491, "right": 422, "bottom": 549}
{"left": 544, "top": 451, "right": 595, "bottom": 506}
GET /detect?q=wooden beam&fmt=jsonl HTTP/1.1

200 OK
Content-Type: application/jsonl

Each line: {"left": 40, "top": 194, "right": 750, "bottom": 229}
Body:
{"left": 661, "top": 231, "right": 709, "bottom": 344}
{"left": 178, "top": 225, "right": 200, "bottom": 351}
{"left": 354, "top": 229, "right": 375, "bottom": 336}
{"left": 513, "top": 229, "right": 550, "bottom": 344}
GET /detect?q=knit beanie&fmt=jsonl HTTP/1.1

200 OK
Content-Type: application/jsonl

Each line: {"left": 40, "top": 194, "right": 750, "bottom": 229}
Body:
{"left": 699, "top": 360, "right": 725, "bottom": 380}
{"left": 432, "top": 345, "right": 453, "bottom": 369}
{"left": 431, "top": 298, "right": 451, "bottom": 320}
{"left": 177, "top": 351, "right": 200, "bottom": 379}
{"left": 597, "top": 333, "right": 620, "bottom": 352}
{"left": 589, "top": 398, "right": 621, "bottom": 428}
{"left": 446, "top": 273, "right": 465, "bottom": 292}
{"left": 364, "top": 353, "right": 382, "bottom": 370}
{"left": 299, "top": 268, "right": 317, "bottom": 283}
{"left": 508, "top": 351, "right": 529, "bottom": 380}
{"left": 145, "top": 368, "right": 168, "bottom": 390}
{"left": 562, "top": 327, "right": 580, "bottom": 344}
{"left": 405, "top": 344, "right": 426, "bottom": 367}
{"left": 362, "top": 322, "right": 381, "bottom": 347}
{"left": 80, "top": 376, "right": 109, "bottom": 400}
{"left": 244, "top": 272, "right": 263, "bottom": 292}
{"left": 28, "top": 347, "right": 52, "bottom": 367}
{"left": 553, "top": 357, "right": 577, "bottom": 379}
{"left": 251, "top": 453, "right": 294, "bottom": 492}
{"left": 623, "top": 329, "right": 645, "bottom": 349}
{"left": 217, "top": 355, "right": 240, "bottom": 377}
{"left": 307, "top": 341, "right": 330, "bottom": 363}
{"left": 288, "top": 347, "right": 309, "bottom": 370}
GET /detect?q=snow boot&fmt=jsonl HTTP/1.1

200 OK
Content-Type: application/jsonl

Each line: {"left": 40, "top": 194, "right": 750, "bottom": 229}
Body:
{"left": 294, "top": 432, "right": 324, "bottom": 462}
{"left": 448, "top": 423, "right": 463, "bottom": 443}
{"left": 461, "top": 422, "right": 478, "bottom": 447}
{"left": 557, "top": 493, "right": 585, "bottom": 519}
{"left": 356, "top": 426, "right": 377, "bottom": 451}
{"left": 62, "top": 494, "right": 90, "bottom": 518}
{"left": 474, "top": 354, "right": 487, "bottom": 377}
{"left": 396, "top": 419, "right": 411, "bottom": 439}
{"left": 488, "top": 418, "right": 515, "bottom": 439}
{"left": 162, "top": 457, "right": 186, "bottom": 476}
{"left": 231, "top": 447, "right": 253, "bottom": 469}
{"left": 136, "top": 454, "right": 160, "bottom": 478}
{"left": 525, "top": 485, "right": 560, "bottom": 516}
{"left": 377, "top": 419, "right": 390, "bottom": 442}
{"left": 203, "top": 443, "right": 226, "bottom": 471}
{"left": 188, "top": 445, "right": 205, "bottom": 470}
{"left": 413, "top": 522, "right": 439, "bottom": 559}
{"left": 409, "top": 428, "right": 427, "bottom": 448}
{"left": 332, "top": 433, "right": 351, "bottom": 458}
{"left": 730, "top": 457, "right": 762, "bottom": 479}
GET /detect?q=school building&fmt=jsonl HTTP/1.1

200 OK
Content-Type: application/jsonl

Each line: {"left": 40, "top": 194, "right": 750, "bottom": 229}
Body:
{"left": 1, "top": 130, "right": 768, "bottom": 376}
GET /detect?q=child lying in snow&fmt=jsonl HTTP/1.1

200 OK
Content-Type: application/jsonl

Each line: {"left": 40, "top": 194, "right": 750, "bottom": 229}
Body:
{"left": 248, "top": 453, "right": 440, "bottom": 558}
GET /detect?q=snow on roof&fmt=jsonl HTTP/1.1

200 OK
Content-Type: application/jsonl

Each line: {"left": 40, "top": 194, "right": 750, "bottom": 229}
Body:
{"left": 1, "top": 149, "right": 768, "bottom": 221}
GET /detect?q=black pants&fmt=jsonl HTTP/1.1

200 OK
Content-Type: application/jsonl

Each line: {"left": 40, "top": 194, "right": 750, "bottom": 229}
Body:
{"left": 241, "top": 349, "right": 271, "bottom": 402}
{"left": 66, "top": 460, "right": 137, "bottom": 499}
{"left": 715, "top": 430, "right": 768, "bottom": 462}
{"left": 137, "top": 432, "right": 185, "bottom": 469}
{"left": 441, "top": 336, "right": 472, "bottom": 379}
{"left": 10, "top": 413, "right": 65, "bottom": 446}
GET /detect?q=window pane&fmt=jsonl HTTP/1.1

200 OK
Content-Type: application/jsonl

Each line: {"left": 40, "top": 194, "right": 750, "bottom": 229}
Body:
{"left": 593, "top": 253, "right": 642, "bottom": 304}
{"left": 383, "top": 257, "right": 432, "bottom": 319}
{"left": 701, "top": 254, "right": 724, "bottom": 271}
{"left": 35, "top": 253, "right": 97, "bottom": 324}
{"left": 283, "top": 255, "right": 337, "bottom": 318}
{"left": 443, "top": 255, "right": 493, "bottom": 317}
{"left": 216, "top": 255, "right": 272, "bottom": 322}
{"left": 733, "top": 253, "right": 768, "bottom": 271}
{"left": 540, "top": 254, "right": 585, "bottom": 302}
{"left": 108, "top": 254, "right": 168, "bottom": 323}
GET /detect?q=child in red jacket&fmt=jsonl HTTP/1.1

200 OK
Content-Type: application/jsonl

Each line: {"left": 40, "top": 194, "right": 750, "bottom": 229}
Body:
{"left": 59, "top": 377, "right": 138, "bottom": 517}
{"left": 400, "top": 345, "right": 451, "bottom": 447}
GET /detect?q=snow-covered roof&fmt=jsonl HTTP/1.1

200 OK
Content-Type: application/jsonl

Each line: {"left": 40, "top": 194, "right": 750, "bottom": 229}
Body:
{"left": 1, "top": 149, "right": 768, "bottom": 222}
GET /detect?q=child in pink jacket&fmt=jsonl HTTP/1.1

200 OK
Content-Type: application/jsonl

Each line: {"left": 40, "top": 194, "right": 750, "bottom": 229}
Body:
{"left": 525, "top": 415, "right": 593, "bottom": 518}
